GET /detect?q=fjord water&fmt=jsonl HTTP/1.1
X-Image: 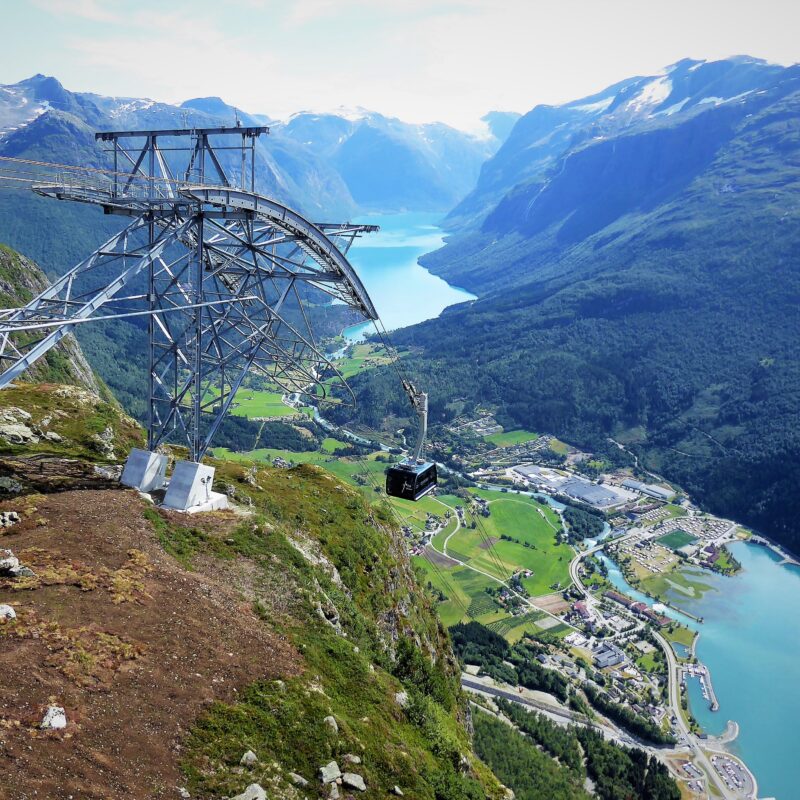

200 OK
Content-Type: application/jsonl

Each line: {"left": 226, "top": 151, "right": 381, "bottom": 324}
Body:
{"left": 603, "top": 543, "right": 800, "bottom": 799}
{"left": 342, "top": 211, "right": 476, "bottom": 338}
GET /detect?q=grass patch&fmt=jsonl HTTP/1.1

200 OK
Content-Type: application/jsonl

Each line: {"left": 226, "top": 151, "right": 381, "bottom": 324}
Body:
{"left": 657, "top": 530, "right": 697, "bottom": 551}
{"left": 484, "top": 429, "right": 538, "bottom": 447}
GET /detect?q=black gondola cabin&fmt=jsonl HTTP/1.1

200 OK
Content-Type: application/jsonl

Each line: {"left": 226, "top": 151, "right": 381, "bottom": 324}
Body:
{"left": 385, "top": 461, "right": 438, "bottom": 501}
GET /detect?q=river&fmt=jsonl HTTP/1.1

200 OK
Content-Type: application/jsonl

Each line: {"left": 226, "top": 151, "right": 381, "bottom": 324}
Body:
{"left": 341, "top": 211, "right": 475, "bottom": 339}
{"left": 600, "top": 542, "right": 800, "bottom": 799}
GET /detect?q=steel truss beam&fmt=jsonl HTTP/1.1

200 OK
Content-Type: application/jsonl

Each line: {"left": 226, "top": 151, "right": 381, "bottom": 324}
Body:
{"left": 0, "top": 127, "right": 378, "bottom": 462}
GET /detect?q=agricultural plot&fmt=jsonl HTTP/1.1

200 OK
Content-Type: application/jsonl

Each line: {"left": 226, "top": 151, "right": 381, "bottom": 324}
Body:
{"left": 444, "top": 496, "right": 573, "bottom": 596}
{"left": 335, "top": 343, "right": 391, "bottom": 379}
{"left": 412, "top": 559, "right": 501, "bottom": 628}
{"left": 230, "top": 389, "right": 295, "bottom": 418}
{"left": 321, "top": 437, "right": 351, "bottom": 453}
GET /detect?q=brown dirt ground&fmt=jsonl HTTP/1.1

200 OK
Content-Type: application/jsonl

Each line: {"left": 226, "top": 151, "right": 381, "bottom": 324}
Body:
{"left": 534, "top": 592, "right": 572, "bottom": 614}
{"left": 0, "top": 489, "right": 301, "bottom": 800}
{"left": 423, "top": 546, "right": 459, "bottom": 568}
{"left": 477, "top": 537, "right": 499, "bottom": 550}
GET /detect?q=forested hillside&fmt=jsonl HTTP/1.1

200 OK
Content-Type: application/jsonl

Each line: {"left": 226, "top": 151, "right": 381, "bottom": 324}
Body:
{"left": 339, "top": 59, "right": 800, "bottom": 552}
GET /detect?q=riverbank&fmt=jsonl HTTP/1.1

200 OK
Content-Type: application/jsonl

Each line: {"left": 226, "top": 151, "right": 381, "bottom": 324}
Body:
{"left": 600, "top": 540, "right": 800, "bottom": 799}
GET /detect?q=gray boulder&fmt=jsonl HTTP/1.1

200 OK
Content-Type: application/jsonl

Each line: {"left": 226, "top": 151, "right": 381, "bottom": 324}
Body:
{"left": 319, "top": 761, "right": 341, "bottom": 784}
{"left": 392, "top": 788, "right": 405, "bottom": 797}
{"left": 0, "top": 549, "right": 19, "bottom": 573}
{"left": 288, "top": 772, "right": 309, "bottom": 787}
{"left": 231, "top": 785, "right": 266, "bottom": 800}
{"left": 343, "top": 753, "right": 361, "bottom": 765}
{"left": 0, "top": 604, "right": 16, "bottom": 620}
{"left": 0, "top": 423, "right": 38, "bottom": 444}
{"left": 41, "top": 705, "right": 67, "bottom": 730}
{"left": 323, "top": 714, "right": 339, "bottom": 734}
{"left": 342, "top": 773, "right": 367, "bottom": 792}
{"left": 240, "top": 750, "right": 258, "bottom": 768}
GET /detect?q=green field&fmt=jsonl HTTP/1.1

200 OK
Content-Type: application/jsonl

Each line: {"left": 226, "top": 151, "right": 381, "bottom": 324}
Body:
{"left": 321, "top": 436, "right": 351, "bottom": 453}
{"left": 334, "top": 343, "right": 391, "bottom": 380}
{"left": 484, "top": 429, "right": 539, "bottom": 447}
{"left": 639, "top": 566, "right": 714, "bottom": 601}
{"left": 230, "top": 389, "right": 295, "bottom": 419}
{"left": 413, "top": 556, "right": 565, "bottom": 641}
{"left": 657, "top": 529, "right": 697, "bottom": 551}
{"left": 442, "top": 495, "right": 572, "bottom": 596}
{"left": 663, "top": 624, "right": 696, "bottom": 649}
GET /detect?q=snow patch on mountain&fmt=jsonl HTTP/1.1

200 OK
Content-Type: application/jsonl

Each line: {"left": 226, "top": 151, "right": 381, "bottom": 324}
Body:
{"left": 626, "top": 76, "right": 672, "bottom": 113}
{"left": 572, "top": 96, "right": 615, "bottom": 114}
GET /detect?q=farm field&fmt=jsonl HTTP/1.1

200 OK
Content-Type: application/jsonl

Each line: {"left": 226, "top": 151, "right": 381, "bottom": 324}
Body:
{"left": 443, "top": 494, "right": 573, "bottom": 596}
{"left": 321, "top": 436, "right": 351, "bottom": 453}
{"left": 412, "top": 556, "right": 566, "bottom": 640}
{"left": 657, "top": 529, "right": 697, "bottom": 550}
{"left": 484, "top": 429, "right": 538, "bottom": 447}
{"left": 230, "top": 389, "right": 295, "bottom": 418}
{"left": 334, "top": 343, "right": 391, "bottom": 379}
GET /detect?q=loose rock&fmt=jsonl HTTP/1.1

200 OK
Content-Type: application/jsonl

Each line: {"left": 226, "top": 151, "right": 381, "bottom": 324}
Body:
{"left": 343, "top": 754, "right": 361, "bottom": 765}
{"left": 288, "top": 772, "right": 309, "bottom": 787}
{"left": 0, "top": 511, "right": 20, "bottom": 528}
{"left": 319, "top": 761, "right": 341, "bottom": 784}
{"left": 0, "top": 549, "right": 19, "bottom": 573}
{"left": 177, "top": 789, "right": 191, "bottom": 799}
{"left": 392, "top": 787, "right": 405, "bottom": 797}
{"left": 342, "top": 773, "right": 366, "bottom": 792}
{"left": 323, "top": 714, "right": 339, "bottom": 734}
{"left": 231, "top": 785, "right": 267, "bottom": 800}
{"left": 240, "top": 750, "right": 259, "bottom": 768}
{"left": 0, "top": 423, "right": 38, "bottom": 444}
{"left": 394, "top": 690, "right": 409, "bottom": 708}
{"left": 0, "top": 604, "right": 16, "bottom": 621}
{"left": 41, "top": 705, "right": 67, "bottom": 730}
{"left": 328, "top": 784, "right": 340, "bottom": 800}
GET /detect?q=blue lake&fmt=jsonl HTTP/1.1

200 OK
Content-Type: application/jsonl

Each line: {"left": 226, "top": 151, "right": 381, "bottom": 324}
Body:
{"left": 342, "top": 211, "right": 475, "bottom": 339}
{"left": 600, "top": 542, "right": 800, "bottom": 799}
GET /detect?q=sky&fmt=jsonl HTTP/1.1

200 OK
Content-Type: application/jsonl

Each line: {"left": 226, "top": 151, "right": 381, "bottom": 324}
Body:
{"left": 1, "top": 0, "right": 798, "bottom": 131}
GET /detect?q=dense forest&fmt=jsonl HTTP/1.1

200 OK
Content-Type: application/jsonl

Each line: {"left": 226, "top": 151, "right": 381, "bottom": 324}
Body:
{"left": 450, "top": 622, "right": 569, "bottom": 700}
{"left": 493, "top": 699, "right": 680, "bottom": 800}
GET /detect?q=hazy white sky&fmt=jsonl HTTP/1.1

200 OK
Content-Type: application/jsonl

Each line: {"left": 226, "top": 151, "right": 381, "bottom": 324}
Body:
{"left": 2, "top": 0, "right": 798, "bottom": 130}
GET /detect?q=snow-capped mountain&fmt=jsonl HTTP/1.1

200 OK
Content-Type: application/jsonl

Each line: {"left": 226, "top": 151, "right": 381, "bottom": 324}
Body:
{"left": 446, "top": 56, "right": 789, "bottom": 228}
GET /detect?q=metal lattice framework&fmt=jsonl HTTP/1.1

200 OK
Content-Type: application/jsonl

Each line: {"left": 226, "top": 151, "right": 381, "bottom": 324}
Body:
{"left": 0, "top": 127, "right": 378, "bottom": 461}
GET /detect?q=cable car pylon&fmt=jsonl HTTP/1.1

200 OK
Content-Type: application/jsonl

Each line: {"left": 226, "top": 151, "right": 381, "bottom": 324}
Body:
{"left": 0, "top": 125, "right": 383, "bottom": 511}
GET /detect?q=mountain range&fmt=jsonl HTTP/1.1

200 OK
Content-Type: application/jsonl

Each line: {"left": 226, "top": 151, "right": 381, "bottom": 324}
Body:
{"left": 344, "top": 56, "right": 800, "bottom": 552}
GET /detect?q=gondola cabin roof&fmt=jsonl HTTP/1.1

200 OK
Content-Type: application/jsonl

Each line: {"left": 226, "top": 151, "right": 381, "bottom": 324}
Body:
{"left": 385, "top": 461, "right": 437, "bottom": 502}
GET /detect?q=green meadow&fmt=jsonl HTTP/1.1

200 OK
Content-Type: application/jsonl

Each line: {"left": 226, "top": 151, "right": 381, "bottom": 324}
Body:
{"left": 483, "top": 429, "right": 539, "bottom": 447}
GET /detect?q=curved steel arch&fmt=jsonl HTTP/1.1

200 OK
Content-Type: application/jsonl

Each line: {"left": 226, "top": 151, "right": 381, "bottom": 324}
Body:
{"left": 181, "top": 186, "right": 378, "bottom": 321}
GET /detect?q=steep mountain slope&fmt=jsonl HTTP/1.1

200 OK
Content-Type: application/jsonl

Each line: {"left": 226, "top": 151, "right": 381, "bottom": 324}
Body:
{"left": 440, "top": 56, "right": 788, "bottom": 234}
{"left": 0, "top": 244, "right": 101, "bottom": 393}
{"left": 342, "top": 58, "right": 800, "bottom": 551}
{"left": 0, "top": 378, "right": 514, "bottom": 799}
